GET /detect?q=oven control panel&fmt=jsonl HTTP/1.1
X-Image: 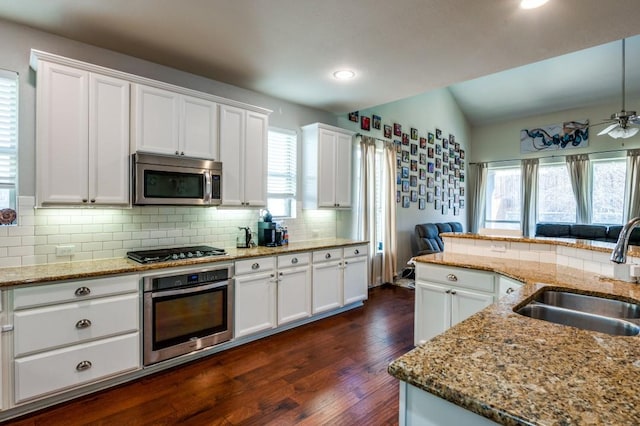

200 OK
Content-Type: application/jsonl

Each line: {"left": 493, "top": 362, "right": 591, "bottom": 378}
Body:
{"left": 146, "top": 267, "right": 230, "bottom": 291}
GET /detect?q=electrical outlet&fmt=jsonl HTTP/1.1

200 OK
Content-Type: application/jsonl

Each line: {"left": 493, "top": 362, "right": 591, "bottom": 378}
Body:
{"left": 56, "top": 245, "right": 76, "bottom": 256}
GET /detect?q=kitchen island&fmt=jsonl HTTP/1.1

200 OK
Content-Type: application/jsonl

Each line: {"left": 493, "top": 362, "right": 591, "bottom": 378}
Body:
{"left": 389, "top": 237, "right": 640, "bottom": 425}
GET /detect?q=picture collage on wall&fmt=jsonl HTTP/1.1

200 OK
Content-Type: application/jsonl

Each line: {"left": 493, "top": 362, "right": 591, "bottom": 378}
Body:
{"left": 349, "top": 111, "right": 465, "bottom": 216}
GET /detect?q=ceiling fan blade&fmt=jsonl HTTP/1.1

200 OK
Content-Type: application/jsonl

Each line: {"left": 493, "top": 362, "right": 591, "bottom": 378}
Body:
{"left": 630, "top": 115, "right": 640, "bottom": 125}
{"left": 598, "top": 123, "right": 619, "bottom": 135}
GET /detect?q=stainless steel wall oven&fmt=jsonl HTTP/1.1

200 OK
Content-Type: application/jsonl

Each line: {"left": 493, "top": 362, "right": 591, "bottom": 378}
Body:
{"left": 143, "top": 264, "right": 233, "bottom": 365}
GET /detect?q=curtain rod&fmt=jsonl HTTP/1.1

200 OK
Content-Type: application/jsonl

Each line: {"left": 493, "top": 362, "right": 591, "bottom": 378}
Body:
{"left": 355, "top": 133, "right": 392, "bottom": 145}
{"left": 468, "top": 147, "right": 636, "bottom": 165}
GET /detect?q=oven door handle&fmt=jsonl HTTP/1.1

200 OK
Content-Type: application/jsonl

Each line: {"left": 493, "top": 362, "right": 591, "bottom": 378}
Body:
{"left": 149, "top": 280, "right": 229, "bottom": 298}
{"left": 203, "top": 171, "right": 212, "bottom": 204}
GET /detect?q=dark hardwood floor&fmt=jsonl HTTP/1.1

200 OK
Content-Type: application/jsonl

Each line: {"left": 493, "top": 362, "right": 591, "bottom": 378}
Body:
{"left": 5, "top": 284, "right": 414, "bottom": 425}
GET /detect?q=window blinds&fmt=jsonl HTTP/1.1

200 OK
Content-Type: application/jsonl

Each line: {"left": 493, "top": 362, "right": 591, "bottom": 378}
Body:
{"left": 0, "top": 70, "right": 17, "bottom": 190}
{"left": 267, "top": 129, "right": 297, "bottom": 198}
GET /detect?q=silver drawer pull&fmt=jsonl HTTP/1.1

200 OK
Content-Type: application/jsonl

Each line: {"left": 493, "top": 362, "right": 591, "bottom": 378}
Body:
{"left": 506, "top": 287, "right": 515, "bottom": 294}
{"left": 291, "top": 257, "right": 298, "bottom": 264}
{"left": 325, "top": 253, "right": 331, "bottom": 259}
{"left": 76, "top": 360, "right": 92, "bottom": 371}
{"left": 354, "top": 249, "right": 360, "bottom": 255}
{"left": 75, "top": 287, "right": 91, "bottom": 297}
{"left": 446, "top": 274, "right": 458, "bottom": 282}
{"left": 251, "top": 263, "right": 260, "bottom": 270}
{"left": 75, "top": 319, "right": 92, "bottom": 329}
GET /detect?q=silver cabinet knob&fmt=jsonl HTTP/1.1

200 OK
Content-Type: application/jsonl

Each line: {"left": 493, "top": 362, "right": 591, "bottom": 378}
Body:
{"left": 506, "top": 287, "right": 515, "bottom": 294}
{"left": 451, "top": 290, "right": 457, "bottom": 295}
{"left": 325, "top": 253, "right": 331, "bottom": 259}
{"left": 291, "top": 257, "right": 298, "bottom": 264}
{"left": 175, "top": 150, "right": 179, "bottom": 155}
{"left": 354, "top": 249, "right": 360, "bottom": 255}
{"left": 75, "top": 286, "right": 91, "bottom": 297}
{"left": 76, "top": 360, "right": 92, "bottom": 371}
{"left": 75, "top": 319, "right": 92, "bottom": 329}
{"left": 446, "top": 274, "right": 458, "bottom": 282}
{"left": 251, "top": 263, "right": 260, "bottom": 270}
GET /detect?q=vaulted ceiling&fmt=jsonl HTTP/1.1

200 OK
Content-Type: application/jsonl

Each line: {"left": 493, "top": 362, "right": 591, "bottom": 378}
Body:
{"left": 1, "top": 0, "right": 640, "bottom": 125}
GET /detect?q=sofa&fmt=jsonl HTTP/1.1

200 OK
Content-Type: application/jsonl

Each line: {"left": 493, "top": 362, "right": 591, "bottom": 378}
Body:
{"left": 534, "top": 222, "right": 640, "bottom": 246}
{"left": 413, "top": 222, "right": 463, "bottom": 256}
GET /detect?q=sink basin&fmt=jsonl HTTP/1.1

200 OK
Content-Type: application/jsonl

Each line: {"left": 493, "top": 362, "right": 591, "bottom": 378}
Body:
{"left": 533, "top": 290, "right": 640, "bottom": 319}
{"left": 515, "top": 288, "right": 640, "bottom": 336}
{"left": 516, "top": 304, "right": 640, "bottom": 336}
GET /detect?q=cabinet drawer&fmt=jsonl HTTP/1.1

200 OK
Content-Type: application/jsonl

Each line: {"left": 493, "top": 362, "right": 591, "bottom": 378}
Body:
{"left": 14, "top": 275, "right": 139, "bottom": 309}
{"left": 312, "top": 248, "right": 343, "bottom": 263}
{"left": 14, "top": 293, "right": 139, "bottom": 357}
{"left": 235, "top": 257, "right": 275, "bottom": 275}
{"left": 344, "top": 244, "right": 368, "bottom": 258}
{"left": 15, "top": 332, "right": 140, "bottom": 403}
{"left": 278, "top": 252, "right": 310, "bottom": 269}
{"left": 416, "top": 263, "right": 494, "bottom": 293}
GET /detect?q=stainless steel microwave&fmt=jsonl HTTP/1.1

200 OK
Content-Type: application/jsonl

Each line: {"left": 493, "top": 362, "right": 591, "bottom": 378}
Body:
{"left": 133, "top": 153, "right": 222, "bottom": 206}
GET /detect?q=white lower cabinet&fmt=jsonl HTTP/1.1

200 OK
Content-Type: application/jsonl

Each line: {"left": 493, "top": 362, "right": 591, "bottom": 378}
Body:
{"left": 15, "top": 333, "right": 139, "bottom": 403}
{"left": 277, "top": 253, "right": 311, "bottom": 325}
{"left": 415, "top": 263, "right": 495, "bottom": 345}
{"left": 234, "top": 257, "right": 277, "bottom": 338}
{"left": 312, "top": 249, "right": 344, "bottom": 314}
{"left": 343, "top": 245, "right": 369, "bottom": 305}
{"left": 11, "top": 275, "right": 140, "bottom": 403}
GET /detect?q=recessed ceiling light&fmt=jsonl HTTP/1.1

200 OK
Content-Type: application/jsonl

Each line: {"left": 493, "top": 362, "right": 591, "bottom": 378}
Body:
{"left": 520, "top": 0, "right": 550, "bottom": 9}
{"left": 333, "top": 70, "right": 356, "bottom": 80}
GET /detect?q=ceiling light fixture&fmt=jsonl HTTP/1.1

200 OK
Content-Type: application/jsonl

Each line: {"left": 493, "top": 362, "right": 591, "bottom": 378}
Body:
{"left": 333, "top": 70, "right": 356, "bottom": 80}
{"left": 520, "top": 0, "right": 550, "bottom": 9}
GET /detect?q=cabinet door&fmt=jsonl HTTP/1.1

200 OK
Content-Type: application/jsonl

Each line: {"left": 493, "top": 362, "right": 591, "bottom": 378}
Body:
{"left": 415, "top": 282, "right": 449, "bottom": 345}
{"left": 498, "top": 275, "right": 523, "bottom": 298}
{"left": 131, "top": 84, "right": 180, "bottom": 155}
{"left": 88, "top": 73, "right": 130, "bottom": 205}
{"left": 312, "top": 260, "right": 343, "bottom": 314}
{"left": 343, "top": 255, "right": 368, "bottom": 304}
{"left": 219, "top": 104, "right": 245, "bottom": 206}
{"left": 450, "top": 288, "right": 494, "bottom": 327}
{"left": 316, "top": 129, "right": 337, "bottom": 208}
{"left": 235, "top": 271, "right": 276, "bottom": 338}
{"left": 37, "top": 61, "right": 89, "bottom": 205}
{"left": 334, "top": 131, "right": 353, "bottom": 207}
{"left": 277, "top": 265, "right": 312, "bottom": 325}
{"left": 181, "top": 95, "right": 218, "bottom": 159}
{"left": 243, "top": 111, "right": 268, "bottom": 207}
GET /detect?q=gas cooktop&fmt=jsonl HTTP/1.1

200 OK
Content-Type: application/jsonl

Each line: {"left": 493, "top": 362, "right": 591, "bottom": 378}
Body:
{"left": 126, "top": 245, "right": 227, "bottom": 264}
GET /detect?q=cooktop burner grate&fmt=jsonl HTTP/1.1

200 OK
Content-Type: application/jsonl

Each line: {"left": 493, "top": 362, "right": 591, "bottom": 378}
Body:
{"left": 126, "top": 245, "right": 227, "bottom": 264}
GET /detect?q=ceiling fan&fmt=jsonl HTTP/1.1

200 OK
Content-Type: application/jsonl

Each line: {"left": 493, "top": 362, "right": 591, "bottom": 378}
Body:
{"left": 594, "top": 39, "right": 640, "bottom": 139}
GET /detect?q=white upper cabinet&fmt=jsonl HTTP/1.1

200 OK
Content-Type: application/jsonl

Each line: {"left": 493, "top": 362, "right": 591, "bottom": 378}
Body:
{"left": 302, "top": 123, "right": 354, "bottom": 209}
{"left": 218, "top": 105, "right": 268, "bottom": 207}
{"left": 36, "top": 61, "right": 130, "bottom": 206}
{"left": 131, "top": 84, "right": 218, "bottom": 160}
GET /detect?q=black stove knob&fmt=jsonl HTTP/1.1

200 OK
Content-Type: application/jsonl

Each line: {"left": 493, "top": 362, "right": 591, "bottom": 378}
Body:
{"left": 195, "top": 250, "right": 203, "bottom": 257}
{"left": 179, "top": 253, "right": 186, "bottom": 259}
{"left": 187, "top": 252, "right": 194, "bottom": 258}
{"left": 171, "top": 254, "right": 179, "bottom": 260}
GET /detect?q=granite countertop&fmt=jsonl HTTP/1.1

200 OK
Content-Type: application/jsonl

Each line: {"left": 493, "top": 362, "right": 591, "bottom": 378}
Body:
{"left": 0, "top": 238, "right": 365, "bottom": 287}
{"left": 388, "top": 252, "right": 640, "bottom": 425}
{"left": 442, "top": 231, "right": 640, "bottom": 257}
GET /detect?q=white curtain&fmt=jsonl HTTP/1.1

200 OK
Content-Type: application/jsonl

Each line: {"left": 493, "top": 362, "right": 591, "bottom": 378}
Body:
{"left": 624, "top": 149, "right": 640, "bottom": 222}
{"left": 469, "top": 163, "right": 488, "bottom": 233}
{"left": 566, "top": 154, "right": 591, "bottom": 224}
{"left": 382, "top": 143, "right": 397, "bottom": 283}
{"left": 359, "top": 136, "right": 377, "bottom": 282}
{"left": 521, "top": 158, "right": 539, "bottom": 237}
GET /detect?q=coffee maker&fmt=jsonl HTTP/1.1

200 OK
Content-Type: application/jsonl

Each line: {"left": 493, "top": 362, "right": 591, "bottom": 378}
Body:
{"left": 257, "top": 209, "right": 282, "bottom": 247}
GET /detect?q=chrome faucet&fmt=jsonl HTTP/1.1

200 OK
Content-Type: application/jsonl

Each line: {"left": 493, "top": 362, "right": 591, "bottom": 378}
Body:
{"left": 611, "top": 216, "right": 640, "bottom": 264}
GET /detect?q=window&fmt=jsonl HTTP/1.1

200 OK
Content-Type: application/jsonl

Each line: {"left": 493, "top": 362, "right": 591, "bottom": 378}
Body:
{"left": 537, "top": 162, "right": 576, "bottom": 223}
{"left": 267, "top": 128, "right": 297, "bottom": 218}
{"left": 0, "top": 70, "right": 18, "bottom": 218}
{"left": 484, "top": 165, "right": 521, "bottom": 230}
{"left": 591, "top": 158, "right": 625, "bottom": 224}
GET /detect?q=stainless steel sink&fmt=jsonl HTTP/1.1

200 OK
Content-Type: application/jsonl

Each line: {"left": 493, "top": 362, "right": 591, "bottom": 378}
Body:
{"left": 516, "top": 304, "right": 640, "bottom": 336}
{"left": 515, "top": 289, "right": 640, "bottom": 336}
{"left": 532, "top": 290, "right": 640, "bottom": 319}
